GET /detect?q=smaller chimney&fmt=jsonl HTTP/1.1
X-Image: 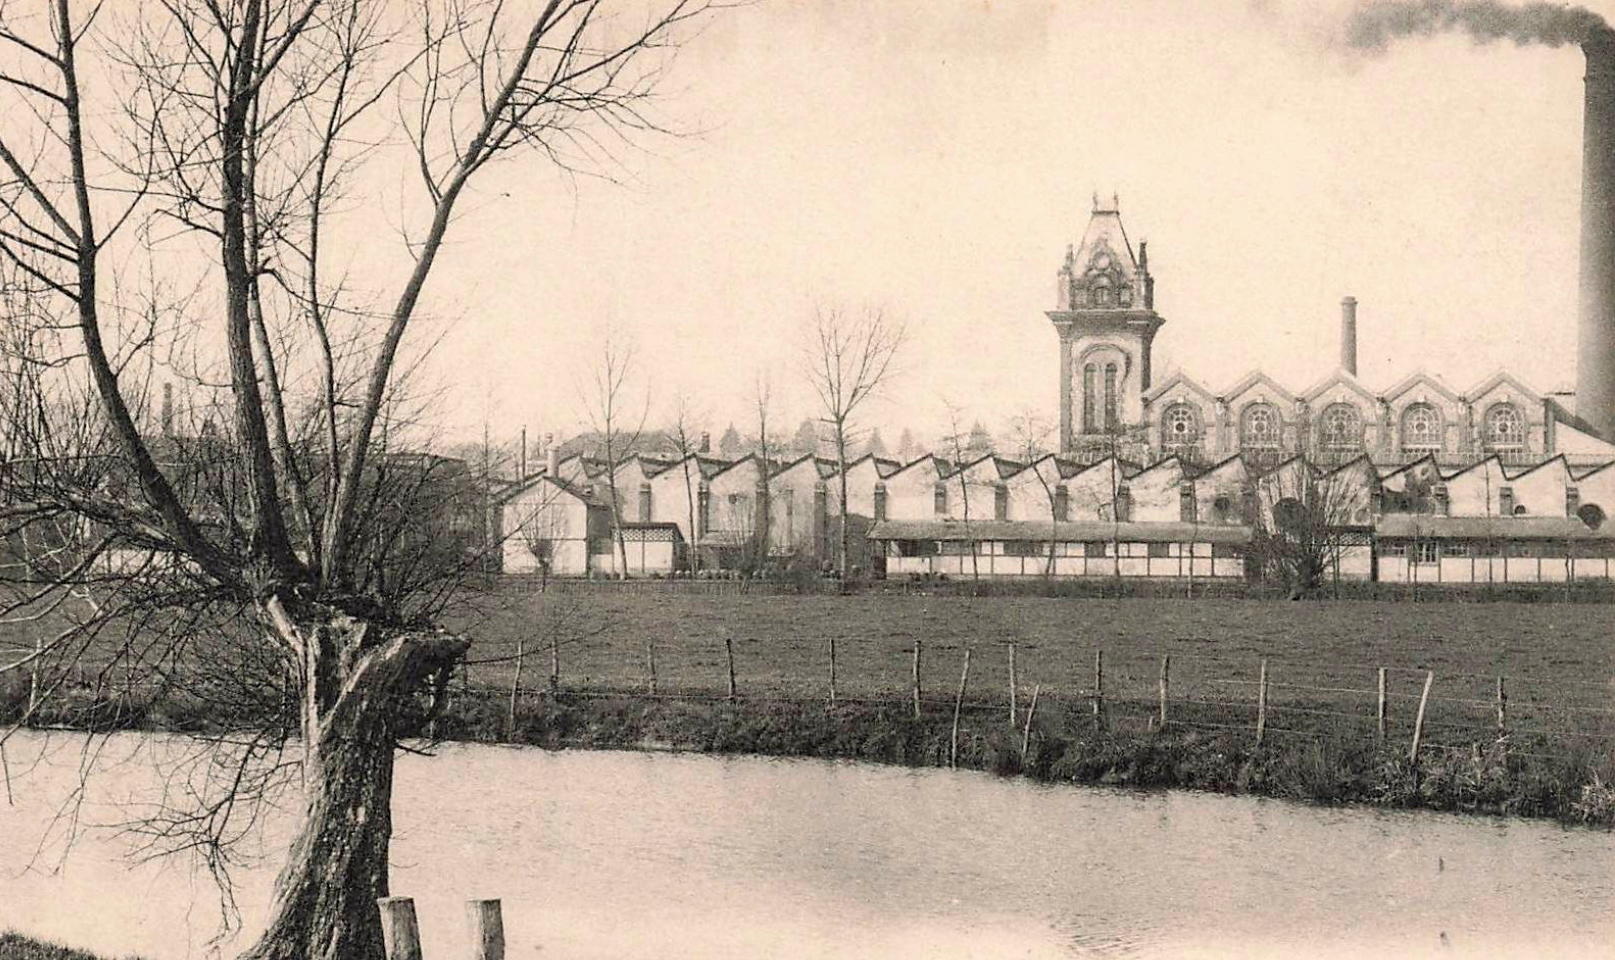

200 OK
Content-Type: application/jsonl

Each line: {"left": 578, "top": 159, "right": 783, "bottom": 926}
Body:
{"left": 1179, "top": 483, "right": 1196, "bottom": 523}
{"left": 1432, "top": 482, "right": 1450, "bottom": 517}
{"left": 160, "top": 383, "right": 174, "bottom": 437}
{"left": 699, "top": 431, "right": 711, "bottom": 454}
{"left": 1567, "top": 485, "right": 1581, "bottom": 517}
{"left": 1499, "top": 485, "right": 1515, "bottom": 517}
{"left": 547, "top": 443, "right": 561, "bottom": 477}
{"left": 1340, "top": 296, "right": 1358, "bottom": 376}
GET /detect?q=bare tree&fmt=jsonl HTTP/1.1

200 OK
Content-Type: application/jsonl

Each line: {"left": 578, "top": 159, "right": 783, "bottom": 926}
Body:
{"left": 581, "top": 332, "right": 649, "bottom": 579}
{"left": 1250, "top": 458, "right": 1372, "bottom": 598}
{"left": 805, "top": 306, "right": 904, "bottom": 579}
{"left": 1005, "top": 409, "right": 1059, "bottom": 578}
{"left": 0, "top": 2, "right": 726, "bottom": 958}
{"left": 938, "top": 398, "right": 982, "bottom": 580}
{"left": 750, "top": 371, "right": 775, "bottom": 572}
{"left": 667, "top": 392, "right": 706, "bottom": 574}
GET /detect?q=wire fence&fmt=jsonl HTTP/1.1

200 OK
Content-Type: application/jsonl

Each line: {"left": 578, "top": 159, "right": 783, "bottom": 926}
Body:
{"left": 457, "top": 632, "right": 1615, "bottom": 763}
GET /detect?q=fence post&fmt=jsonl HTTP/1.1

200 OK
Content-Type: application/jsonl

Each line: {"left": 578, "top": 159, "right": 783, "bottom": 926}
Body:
{"left": 1495, "top": 675, "right": 1507, "bottom": 741}
{"left": 1409, "top": 670, "right": 1434, "bottom": 764}
{"left": 1008, "top": 642, "right": 1018, "bottom": 725}
{"left": 828, "top": 636, "right": 838, "bottom": 706}
{"left": 466, "top": 899, "right": 506, "bottom": 960}
{"left": 1020, "top": 684, "right": 1041, "bottom": 764}
{"left": 645, "top": 640, "right": 657, "bottom": 696}
{"left": 1158, "top": 655, "right": 1170, "bottom": 729}
{"left": 950, "top": 649, "right": 972, "bottom": 769}
{"left": 549, "top": 634, "right": 560, "bottom": 695}
{"left": 1255, "top": 659, "right": 1268, "bottom": 746}
{"left": 912, "top": 639, "right": 923, "bottom": 719}
{"left": 1092, "top": 649, "right": 1105, "bottom": 730}
{"left": 1376, "top": 667, "right": 1387, "bottom": 745}
{"left": 725, "top": 637, "right": 737, "bottom": 702}
{"left": 377, "top": 897, "right": 423, "bottom": 960}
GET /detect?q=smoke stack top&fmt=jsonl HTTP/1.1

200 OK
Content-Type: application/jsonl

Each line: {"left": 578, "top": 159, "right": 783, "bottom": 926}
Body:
{"left": 1340, "top": 297, "right": 1359, "bottom": 377}
{"left": 1580, "top": 22, "right": 1615, "bottom": 439}
{"left": 1344, "top": 1, "right": 1608, "bottom": 54}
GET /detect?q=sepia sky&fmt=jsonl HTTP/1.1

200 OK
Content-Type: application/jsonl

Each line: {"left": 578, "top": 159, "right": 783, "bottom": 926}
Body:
{"left": 378, "top": 0, "right": 1615, "bottom": 447}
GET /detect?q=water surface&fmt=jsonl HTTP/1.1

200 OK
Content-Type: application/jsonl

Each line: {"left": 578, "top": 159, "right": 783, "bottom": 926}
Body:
{"left": 1, "top": 732, "right": 1610, "bottom": 959}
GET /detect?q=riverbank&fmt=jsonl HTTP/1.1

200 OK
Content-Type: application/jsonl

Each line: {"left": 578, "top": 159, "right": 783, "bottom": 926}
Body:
{"left": 0, "top": 932, "right": 136, "bottom": 960}
{"left": 432, "top": 689, "right": 1615, "bottom": 827}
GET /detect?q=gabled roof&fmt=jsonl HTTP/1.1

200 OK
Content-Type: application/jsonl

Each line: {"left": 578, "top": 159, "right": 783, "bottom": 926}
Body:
{"left": 885, "top": 453, "right": 953, "bottom": 481}
{"left": 1187, "top": 452, "right": 1250, "bottom": 482}
{"left": 1464, "top": 370, "right": 1541, "bottom": 405}
{"left": 1071, "top": 204, "right": 1139, "bottom": 281}
{"left": 1378, "top": 453, "right": 1440, "bottom": 485}
{"left": 1221, "top": 370, "right": 1298, "bottom": 407}
{"left": 1319, "top": 452, "right": 1379, "bottom": 480}
{"left": 834, "top": 452, "right": 903, "bottom": 479}
{"left": 769, "top": 453, "right": 838, "bottom": 482}
{"left": 1143, "top": 371, "right": 1217, "bottom": 405}
{"left": 1300, "top": 369, "right": 1379, "bottom": 406}
{"left": 1381, "top": 369, "right": 1460, "bottom": 406}
{"left": 1502, "top": 453, "right": 1573, "bottom": 482}
{"left": 1375, "top": 514, "right": 1613, "bottom": 540}
{"left": 1126, "top": 454, "right": 1187, "bottom": 481}
{"left": 497, "top": 473, "right": 602, "bottom": 506}
{"left": 1439, "top": 454, "right": 1505, "bottom": 483}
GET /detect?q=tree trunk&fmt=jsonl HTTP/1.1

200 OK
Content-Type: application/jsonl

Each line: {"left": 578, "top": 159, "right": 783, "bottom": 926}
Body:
{"left": 239, "top": 688, "right": 398, "bottom": 960}
{"left": 242, "top": 612, "right": 467, "bottom": 960}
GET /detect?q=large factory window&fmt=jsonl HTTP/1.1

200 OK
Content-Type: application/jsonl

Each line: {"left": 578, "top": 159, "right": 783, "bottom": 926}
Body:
{"left": 1317, "top": 402, "right": 1364, "bottom": 461}
{"left": 1399, "top": 403, "right": 1442, "bottom": 459}
{"left": 1161, "top": 403, "right": 1202, "bottom": 449}
{"left": 1483, "top": 402, "right": 1526, "bottom": 457}
{"left": 1239, "top": 403, "right": 1281, "bottom": 451}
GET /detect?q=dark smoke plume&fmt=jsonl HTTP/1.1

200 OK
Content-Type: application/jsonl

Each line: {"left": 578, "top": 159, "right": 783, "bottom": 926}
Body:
{"left": 1345, "top": 1, "right": 1608, "bottom": 53}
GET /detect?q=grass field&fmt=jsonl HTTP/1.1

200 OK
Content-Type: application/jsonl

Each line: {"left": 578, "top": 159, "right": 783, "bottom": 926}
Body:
{"left": 447, "top": 587, "right": 1615, "bottom": 754}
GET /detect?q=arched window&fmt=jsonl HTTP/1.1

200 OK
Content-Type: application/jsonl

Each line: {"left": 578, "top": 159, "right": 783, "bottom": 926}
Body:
{"left": 1161, "top": 403, "right": 1202, "bottom": 448}
{"left": 1082, "top": 364, "right": 1098, "bottom": 433}
{"left": 1092, "top": 280, "right": 1111, "bottom": 307}
{"left": 1483, "top": 403, "right": 1525, "bottom": 451}
{"left": 1318, "top": 402, "right": 1364, "bottom": 460}
{"left": 1400, "top": 403, "right": 1442, "bottom": 458}
{"left": 1240, "top": 403, "right": 1281, "bottom": 450}
{"left": 1103, "top": 363, "right": 1119, "bottom": 431}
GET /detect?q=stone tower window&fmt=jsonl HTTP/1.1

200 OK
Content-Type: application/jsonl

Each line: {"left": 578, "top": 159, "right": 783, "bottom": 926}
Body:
{"left": 1082, "top": 364, "right": 1098, "bottom": 433}
{"left": 1400, "top": 403, "right": 1442, "bottom": 458}
{"left": 1483, "top": 402, "right": 1525, "bottom": 452}
{"left": 1103, "top": 363, "right": 1119, "bottom": 431}
{"left": 1240, "top": 403, "right": 1281, "bottom": 451}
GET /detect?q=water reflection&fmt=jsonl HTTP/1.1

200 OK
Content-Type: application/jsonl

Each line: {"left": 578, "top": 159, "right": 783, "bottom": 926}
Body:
{"left": 1, "top": 734, "right": 1611, "bottom": 959}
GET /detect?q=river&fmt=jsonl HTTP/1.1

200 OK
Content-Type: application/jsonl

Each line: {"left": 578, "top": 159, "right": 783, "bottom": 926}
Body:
{"left": 0, "top": 732, "right": 1611, "bottom": 959}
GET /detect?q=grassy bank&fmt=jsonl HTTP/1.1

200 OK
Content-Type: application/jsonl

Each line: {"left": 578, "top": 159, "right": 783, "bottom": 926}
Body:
{"left": 0, "top": 933, "right": 139, "bottom": 960}
{"left": 431, "top": 687, "right": 1615, "bottom": 827}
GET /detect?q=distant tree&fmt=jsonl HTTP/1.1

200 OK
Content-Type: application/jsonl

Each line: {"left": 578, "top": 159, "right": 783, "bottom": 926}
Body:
{"left": 791, "top": 417, "right": 820, "bottom": 457}
{"left": 581, "top": 333, "right": 648, "bottom": 578}
{"left": 938, "top": 399, "right": 983, "bottom": 580}
{"left": 751, "top": 372, "right": 776, "bottom": 570}
{"left": 864, "top": 428, "right": 887, "bottom": 459}
{"left": 897, "top": 427, "right": 919, "bottom": 462}
{"left": 1005, "top": 410, "right": 1059, "bottom": 577}
{"left": 1249, "top": 460, "right": 1372, "bottom": 598}
{"left": 804, "top": 306, "right": 906, "bottom": 579}
{"left": 966, "top": 421, "right": 993, "bottom": 458}
{"left": 718, "top": 423, "right": 743, "bottom": 458}
{"left": 667, "top": 393, "right": 707, "bottom": 574}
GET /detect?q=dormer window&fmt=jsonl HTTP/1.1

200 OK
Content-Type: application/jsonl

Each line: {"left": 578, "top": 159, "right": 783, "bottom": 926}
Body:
{"left": 1092, "top": 281, "right": 1112, "bottom": 307}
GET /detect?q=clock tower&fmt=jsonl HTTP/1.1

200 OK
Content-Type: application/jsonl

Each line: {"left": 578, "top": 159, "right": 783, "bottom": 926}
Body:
{"left": 1048, "top": 196, "right": 1165, "bottom": 455}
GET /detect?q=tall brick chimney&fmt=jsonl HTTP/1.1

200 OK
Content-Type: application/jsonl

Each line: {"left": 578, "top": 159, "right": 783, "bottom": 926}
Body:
{"left": 1337, "top": 297, "right": 1363, "bottom": 374}
{"left": 1340, "top": 296, "right": 1358, "bottom": 376}
{"left": 1578, "top": 28, "right": 1615, "bottom": 440}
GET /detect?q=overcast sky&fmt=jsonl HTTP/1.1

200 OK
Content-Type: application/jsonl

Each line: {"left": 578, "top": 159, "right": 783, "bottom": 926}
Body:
{"left": 399, "top": 0, "right": 1614, "bottom": 448}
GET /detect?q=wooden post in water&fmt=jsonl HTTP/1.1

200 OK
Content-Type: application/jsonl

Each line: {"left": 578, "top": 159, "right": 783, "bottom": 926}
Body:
{"left": 1008, "top": 642, "right": 1018, "bottom": 725}
{"left": 377, "top": 897, "right": 423, "bottom": 960}
{"left": 1158, "top": 655, "right": 1171, "bottom": 729}
{"left": 950, "top": 649, "right": 972, "bottom": 769}
{"left": 1020, "top": 684, "right": 1041, "bottom": 763}
{"left": 1495, "top": 675, "right": 1507, "bottom": 741}
{"left": 549, "top": 633, "right": 560, "bottom": 695}
{"left": 1376, "top": 667, "right": 1388, "bottom": 745}
{"left": 1092, "top": 649, "right": 1105, "bottom": 730}
{"left": 645, "top": 640, "right": 657, "bottom": 696}
{"left": 828, "top": 636, "right": 838, "bottom": 705}
{"left": 1409, "top": 670, "right": 1434, "bottom": 763}
{"left": 1255, "top": 659, "right": 1268, "bottom": 746}
{"left": 725, "top": 637, "right": 737, "bottom": 702}
{"left": 911, "top": 639, "right": 923, "bottom": 718}
{"left": 466, "top": 899, "right": 506, "bottom": 960}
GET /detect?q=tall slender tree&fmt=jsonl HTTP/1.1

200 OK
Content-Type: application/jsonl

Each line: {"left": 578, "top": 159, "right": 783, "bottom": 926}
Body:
{"left": 0, "top": 2, "right": 726, "bottom": 957}
{"left": 804, "top": 306, "right": 904, "bottom": 579}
